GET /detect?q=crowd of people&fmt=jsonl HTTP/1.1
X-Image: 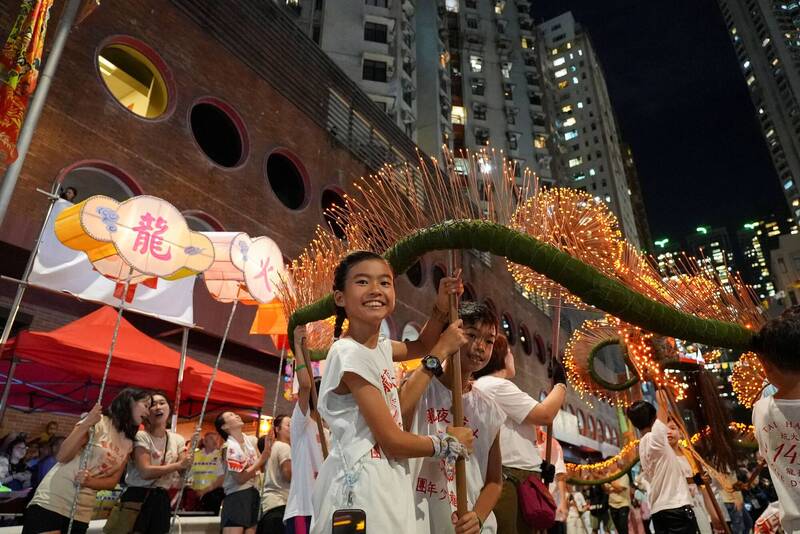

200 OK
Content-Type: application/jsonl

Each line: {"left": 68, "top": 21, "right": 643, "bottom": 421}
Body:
{"left": 8, "top": 251, "right": 800, "bottom": 534}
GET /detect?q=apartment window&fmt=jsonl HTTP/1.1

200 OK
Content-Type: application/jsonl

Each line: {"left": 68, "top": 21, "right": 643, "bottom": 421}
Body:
{"left": 475, "top": 128, "right": 490, "bottom": 145}
{"left": 363, "top": 59, "right": 388, "bottom": 82}
{"left": 470, "top": 55, "right": 483, "bottom": 72}
{"left": 364, "top": 21, "right": 388, "bottom": 43}
{"left": 555, "top": 68, "right": 568, "bottom": 78}
{"left": 505, "top": 107, "right": 517, "bottom": 125}
{"left": 467, "top": 17, "right": 479, "bottom": 29}
{"left": 366, "top": 0, "right": 388, "bottom": 6}
{"left": 553, "top": 57, "right": 566, "bottom": 67}
{"left": 564, "top": 130, "right": 578, "bottom": 141}
{"left": 507, "top": 132, "right": 519, "bottom": 151}
{"left": 451, "top": 105, "right": 466, "bottom": 125}
{"left": 473, "top": 103, "right": 487, "bottom": 120}
{"left": 503, "top": 83, "right": 514, "bottom": 100}
{"left": 558, "top": 80, "right": 568, "bottom": 89}
{"left": 534, "top": 135, "right": 547, "bottom": 149}
{"left": 563, "top": 117, "right": 576, "bottom": 127}
{"left": 521, "top": 37, "right": 533, "bottom": 49}
{"left": 532, "top": 114, "right": 545, "bottom": 127}
{"left": 471, "top": 78, "right": 486, "bottom": 96}
{"left": 568, "top": 157, "right": 582, "bottom": 167}
{"left": 465, "top": 0, "right": 476, "bottom": 8}
{"left": 502, "top": 61, "right": 513, "bottom": 79}
{"left": 561, "top": 104, "right": 573, "bottom": 113}
{"left": 552, "top": 33, "right": 567, "bottom": 42}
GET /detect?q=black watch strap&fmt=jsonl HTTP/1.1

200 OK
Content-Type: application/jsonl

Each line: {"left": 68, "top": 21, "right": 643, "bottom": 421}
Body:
{"left": 422, "top": 355, "right": 444, "bottom": 376}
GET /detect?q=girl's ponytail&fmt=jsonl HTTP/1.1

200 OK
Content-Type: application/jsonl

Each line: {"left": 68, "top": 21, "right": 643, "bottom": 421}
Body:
{"left": 333, "top": 306, "right": 346, "bottom": 340}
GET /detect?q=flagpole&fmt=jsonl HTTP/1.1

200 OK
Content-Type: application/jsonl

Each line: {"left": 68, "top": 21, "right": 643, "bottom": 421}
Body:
{"left": 0, "top": 0, "right": 84, "bottom": 227}
{"left": 171, "top": 326, "right": 190, "bottom": 431}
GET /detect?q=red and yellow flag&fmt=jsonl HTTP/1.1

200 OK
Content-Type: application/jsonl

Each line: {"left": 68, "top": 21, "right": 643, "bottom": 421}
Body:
{"left": 250, "top": 299, "right": 289, "bottom": 351}
{"left": 0, "top": 0, "right": 53, "bottom": 164}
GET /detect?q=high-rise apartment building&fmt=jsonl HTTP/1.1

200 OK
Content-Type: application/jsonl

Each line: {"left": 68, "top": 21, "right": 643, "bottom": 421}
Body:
{"left": 280, "top": 0, "right": 419, "bottom": 139}
{"left": 621, "top": 143, "right": 655, "bottom": 252}
{"left": 538, "top": 12, "right": 641, "bottom": 246}
{"left": 736, "top": 218, "right": 783, "bottom": 298}
{"left": 418, "top": 0, "right": 553, "bottom": 185}
{"left": 717, "top": 0, "right": 800, "bottom": 223}
{"left": 283, "top": 0, "right": 554, "bottom": 184}
{"left": 686, "top": 226, "right": 737, "bottom": 289}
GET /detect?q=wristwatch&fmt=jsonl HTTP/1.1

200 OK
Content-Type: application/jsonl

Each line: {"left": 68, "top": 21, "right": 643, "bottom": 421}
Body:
{"left": 421, "top": 354, "right": 444, "bottom": 377}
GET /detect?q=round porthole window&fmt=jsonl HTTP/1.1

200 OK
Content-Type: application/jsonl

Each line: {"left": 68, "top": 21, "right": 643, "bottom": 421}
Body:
{"left": 190, "top": 99, "right": 248, "bottom": 168}
{"left": 97, "top": 40, "right": 171, "bottom": 119}
{"left": 266, "top": 150, "right": 309, "bottom": 210}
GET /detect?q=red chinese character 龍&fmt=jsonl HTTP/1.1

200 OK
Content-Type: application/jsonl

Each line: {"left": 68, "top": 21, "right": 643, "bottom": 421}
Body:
{"left": 132, "top": 212, "right": 172, "bottom": 261}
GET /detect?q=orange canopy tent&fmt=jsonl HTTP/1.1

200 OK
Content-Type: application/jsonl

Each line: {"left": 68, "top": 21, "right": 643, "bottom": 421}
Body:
{"left": 0, "top": 307, "right": 265, "bottom": 415}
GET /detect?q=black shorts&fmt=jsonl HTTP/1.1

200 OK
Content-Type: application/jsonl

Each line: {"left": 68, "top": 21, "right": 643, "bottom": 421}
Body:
{"left": 221, "top": 487, "right": 260, "bottom": 528}
{"left": 21, "top": 504, "right": 89, "bottom": 534}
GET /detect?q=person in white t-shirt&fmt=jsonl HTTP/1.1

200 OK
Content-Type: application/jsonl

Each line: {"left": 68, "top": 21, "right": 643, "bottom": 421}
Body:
{"left": 401, "top": 301, "right": 505, "bottom": 534}
{"left": 215, "top": 411, "right": 270, "bottom": 534}
{"left": 283, "top": 329, "right": 328, "bottom": 534}
{"left": 120, "top": 391, "right": 191, "bottom": 534}
{"left": 566, "top": 489, "right": 590, "bottom": 534}
{"left": 309, "top": 252, "right": 474, "bottom": 534}
{"left": 627, "top": 390, "right": 697, "bottom": 534}
{"left": 751, "top": 305, "right": 800, "bottom": 533}
{"left": 260, "top": 414, "right": 292, "bottom": 533}
{"left": 473, "top": 333, "right": 567, "bottom": 534}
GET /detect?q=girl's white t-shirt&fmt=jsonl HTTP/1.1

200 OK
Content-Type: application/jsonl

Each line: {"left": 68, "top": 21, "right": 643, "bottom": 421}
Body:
{"left": 223, "top": 434, "right": 259, "bottom": 495}
{"left": 637, "top": 419, "right": 693, "bottom": 515}
{"left": 473, "top": 375, "right": 541, "bottom": 471}
{"left": 310, "top": 337, "right": 414, "bottom": 534}
{"left": 284, "top": 402, "right": 326, "bottom": 521}
{"left": 29, "top": 415, "right": 133, "bottom": 523}
{"left": 409, "top": 377, "right": 506, "bottom": 534}
{"left": 753, "top": 395, "right": 800, "bottom": 533}
{"left": 125, "top": 430, "right": 185, "bottom": 489}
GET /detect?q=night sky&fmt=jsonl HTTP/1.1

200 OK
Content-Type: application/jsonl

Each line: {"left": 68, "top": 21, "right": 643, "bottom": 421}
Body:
{"left": 535, "top": 0, "right": 789, "bottom": 243}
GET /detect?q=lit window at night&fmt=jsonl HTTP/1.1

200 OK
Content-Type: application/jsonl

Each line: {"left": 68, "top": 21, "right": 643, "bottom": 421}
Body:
{"left": 451, "top": 105, "right": 466, "bottom": 125}
{"left": 577, "top": 102, "right": 584, "bottom": 108}
{"left": 568, "top": 157, "right": 582, "bottom": 167}
{"left": 558, "top": 80, "right": 569, "bottom": 89}
{"left": 534, "top": 135, "right": 547, "bottom": 148}
{"left": 470, "top": 55, "right": 483, "bottom": 72}
{"left": 564, "top": 130, "right": 578, "bottom": 141}
{"left": 553, "top": 57, "right": 566, "bottom": 67}
{"left": 561, "top": 104, "right": 573, "bottom": 113}
{"left": 589, "top": 168, "right": 596, "bottom": 176}
{"left": 555, "top": 68, "right": 568, "bottom": 78}
{"left": 502, "top": 62, "right": 513, "bottom": 79}
{"left": 563, "top": 117, "right": 577, "bottom": 127}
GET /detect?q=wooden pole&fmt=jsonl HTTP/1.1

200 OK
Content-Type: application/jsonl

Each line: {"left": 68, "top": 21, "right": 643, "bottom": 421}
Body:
{"left": 448, "top": 250, "right": 468, "bottom": 518}
{"left": 545, "top": 291, "right": 562, "bottom": 465}
{"left": 300, "top": 340, "right": 328, "bottom": 459}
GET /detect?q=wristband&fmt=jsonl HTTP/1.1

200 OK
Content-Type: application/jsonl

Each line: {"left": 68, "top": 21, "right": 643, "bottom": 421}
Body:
{"left": 295, "top": 363, "right": 307, "bottom": 371}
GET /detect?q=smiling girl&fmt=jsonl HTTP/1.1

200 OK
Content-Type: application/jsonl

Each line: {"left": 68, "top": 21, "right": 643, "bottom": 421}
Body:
{"left": 115, "top": 391, "right": 190, "bottom": 534}
{"left": 309, "top": 251, "right": 474, "bottom": 534}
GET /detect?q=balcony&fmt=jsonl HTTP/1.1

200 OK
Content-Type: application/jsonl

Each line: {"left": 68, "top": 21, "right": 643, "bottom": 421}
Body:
{"left": 496, "top": 34, "right": 512, "bottom": 54}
